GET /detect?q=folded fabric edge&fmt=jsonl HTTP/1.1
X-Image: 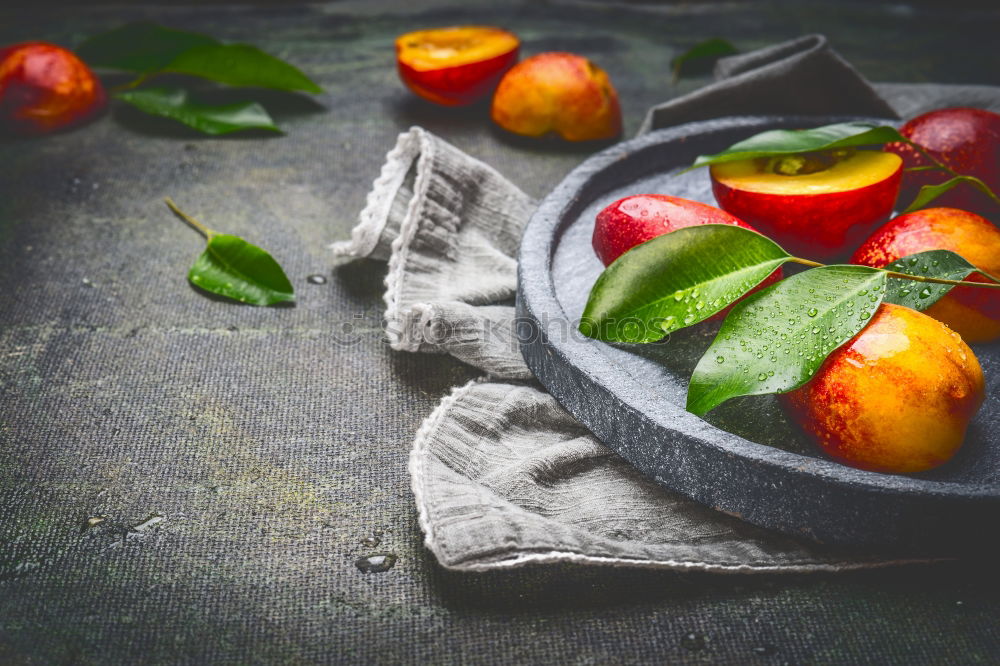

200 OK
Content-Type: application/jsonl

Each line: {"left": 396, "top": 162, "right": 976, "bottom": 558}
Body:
{"left": 329, "top": 127, "right": 423, "bottom": 259}
{"left": 409, "top": 381, "right": 950, "bottom": 574}
{"left": 443, "top": 549, "right": 947, "bottom": 574}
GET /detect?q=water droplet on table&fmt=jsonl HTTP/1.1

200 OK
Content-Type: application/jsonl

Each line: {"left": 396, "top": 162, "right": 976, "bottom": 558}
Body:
{"left": 132, "top": 513, "right": 164, "bottom": 532}
{"left": 360, "top": 536, "right": 381, "bottom": 548}
{"left": 81, "top": 516, "right": 105, "bottom": 533}
{"left": 355, "top": 553, "right": 397, "bottom": 573}
{"left": 307, "top": 274, "right": 328, "bottom": 285}
{"left": 681, "top": 632, "right": 706, "bottom": 651}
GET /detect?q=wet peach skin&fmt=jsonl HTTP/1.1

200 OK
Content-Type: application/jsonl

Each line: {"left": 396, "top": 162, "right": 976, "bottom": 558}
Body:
{"left": 852, "top": 207, "right": 1000, "bottom": 343}
{"left": 0, "top": 41, "right": 105, "bottom": 135}
{"left": 491, "top": 52, "right": 621, "bottom": 142}
{"left": 782, "top": 303, "right": 984, "bottom": 475}
{"left": 395, "top": 26, "right": 519, "bottom": 106}
{"left": 886, "top": 107, "right": 1000, "bottom": 220}
{"left": 592, "top": 194, "right": 781, "bottom": 320}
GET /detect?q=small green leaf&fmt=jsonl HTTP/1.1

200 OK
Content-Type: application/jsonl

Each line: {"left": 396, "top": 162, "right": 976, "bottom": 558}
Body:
{"left": 580, "top": 225, "right": 790, "bottom": 343}
{"left": 670, "top": 38, "right": 738, "bottom": 83}
{"left": 687, "top": 122, "right": 906, "bottom": 171}
{"left": 902, "top": 175, "right": 997, "bottom": 213}
{"left": 77, "top": 21, "right": 219, "bottom": 73}
{"left": 115, "top": 87, "right": 281, "bottom": 135}
{"left": 687, "top": 265, "right": 886, "bottom": 416}
{"left": 189, "top": 234, "right": 295, "bottom": 306}
{"left": 163, "top": 44, "right": 323, "bottom": 93}
{"left": 883, "top": 250, "right": 978, "bottom": 310}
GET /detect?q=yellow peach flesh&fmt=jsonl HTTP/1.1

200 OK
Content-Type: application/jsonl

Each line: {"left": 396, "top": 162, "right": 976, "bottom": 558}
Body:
{"left": 711, "top": 150, "right": 902, "bottom": 195}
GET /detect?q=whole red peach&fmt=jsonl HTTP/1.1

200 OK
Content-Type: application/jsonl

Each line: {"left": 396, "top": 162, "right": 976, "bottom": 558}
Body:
{"left": 592, "top": 194, "right": 781, "bottom": 315}
{"left": 885, "top": 107, "right": 1000, "bottom": 219}
{"left": 594, "top": 194, "right": 756, "bottom": 265}
{"left": 491, "top": 52, "right": 621, "bottom": 142}
{"left": 782, "top": 303, "right": 984, "bottom": 475}
{"left": 0, "top": 41, "right": 105, "bottom": 135}
{"left": 851, "top": 207, "right": 1000, "bottom": 343}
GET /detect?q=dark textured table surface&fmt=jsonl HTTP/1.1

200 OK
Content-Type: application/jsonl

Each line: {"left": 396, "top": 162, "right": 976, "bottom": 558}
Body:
{"left": 1, "top": 2, "right": 999, "bottom": 664}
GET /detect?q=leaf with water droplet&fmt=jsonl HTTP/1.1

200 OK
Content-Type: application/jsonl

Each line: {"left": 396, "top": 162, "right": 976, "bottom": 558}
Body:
{"left": 166, "top": 199, "right": 295, "bottom": 306}
{"left": 882, "top": 249, "right": 980, "bottom": 312}
{"left": 580, "top": 225, "right": 789, "bottom": 343}
{"left": 687, "top": 265, "right": 886, "bottom": 416}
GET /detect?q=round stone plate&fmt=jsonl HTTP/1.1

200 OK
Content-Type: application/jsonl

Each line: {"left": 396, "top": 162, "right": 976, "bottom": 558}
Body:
{"left": 516, "top": 115, "right": 1000, "bottom": 552}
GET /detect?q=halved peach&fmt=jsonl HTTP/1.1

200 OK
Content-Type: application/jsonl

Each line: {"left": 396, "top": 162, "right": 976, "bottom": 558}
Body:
{"left": 710, "top": 149, "right": 902, "bottom": 261}
{"left": 395, "top": 26, "right": 519, "bottom": 106}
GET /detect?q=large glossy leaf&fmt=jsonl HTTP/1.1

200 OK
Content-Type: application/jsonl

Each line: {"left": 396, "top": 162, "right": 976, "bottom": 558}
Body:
{"left": 189, "top": 234, "right": 294, "bottom": 306}
{"left": 579, "top": 225, "right": 791, "bottom": 343}
{"left": 687, "top": 265, "right": 886, "bottom": 416}
{"left": 77, "top": 22, "right": 219, "bottom": 73}
{"left": 115, "top": 87, "right": 281, "bottom": 135}
{"left": 688, "top": 122, "right": 905, "bottom": 170}
{"left": 882, "top": 250, "right": 979, "bottom": 311}
{"left": 670, "top": 38, "right": 737, "bottom": 83}
{"left": 163, "top": 44, "right": 323, "bottom": 93}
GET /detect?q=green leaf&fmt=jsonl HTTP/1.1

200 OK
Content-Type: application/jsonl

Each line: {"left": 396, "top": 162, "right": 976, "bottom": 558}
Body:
{"left": 902, "top": 175, "right": 997, "bottom": 213}
{"left": 77, "top": 21, "right": 219, "bottom": 73}
{"left": 670, "top": 38, "right": 738, "bottom": 83}
{"left": 882, "top": 250, "right": 978, "bottom": 311}
{"left": 163, "top": 44, "right": 323, "bottom": 93}
{"left": 687, "top": 122, "right": 906, "bottom": 171}
{"left": 189, "top": 234, "right": 295, "bottom": 306}
{"left": 686, "top": 265, "right": 886, "bottom": 416}
{"left": 115, "top": 87, "right": 281, "bottom": 135}
{"left": 579, "top": 225, "right": 790, "bottom": 343}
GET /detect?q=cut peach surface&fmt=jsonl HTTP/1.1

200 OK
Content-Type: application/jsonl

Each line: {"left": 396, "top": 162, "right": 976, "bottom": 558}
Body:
{"left": 711, "top": 150, "right": 902, "bottom": 261}
{"left": 396, "top": 26, "right": 519, "bottom": 106}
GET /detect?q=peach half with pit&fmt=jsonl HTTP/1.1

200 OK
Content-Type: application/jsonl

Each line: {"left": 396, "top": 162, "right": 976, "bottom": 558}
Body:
{"left": 395, "top": 26, "right": 519, "bottom": 106}
{"left": 710, "top": 149, "right": 902, "bottom": 261}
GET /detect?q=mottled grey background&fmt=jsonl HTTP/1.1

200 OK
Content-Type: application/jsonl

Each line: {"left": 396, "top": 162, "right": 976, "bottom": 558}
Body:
{"left": 1, "top": 1, "right": 999, "bottom": 664}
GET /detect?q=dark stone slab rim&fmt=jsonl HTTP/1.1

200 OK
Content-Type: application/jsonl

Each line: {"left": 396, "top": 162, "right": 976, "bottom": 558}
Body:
{"left": 516, "top": 115, "right": 1000, "bottom": 550}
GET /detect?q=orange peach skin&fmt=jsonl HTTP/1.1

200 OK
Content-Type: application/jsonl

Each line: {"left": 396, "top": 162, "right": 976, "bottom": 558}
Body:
{"left": 491, "top": 52, "right": 621, "bottom": 142}
{"left": 0, "top": 41, "right": 105, "bottom": 135}
{"left": 852, "top": 207, "right": 1000, "bottom": 343}
{"left": 782, "top": 303, "right": 984, "bottom": 475}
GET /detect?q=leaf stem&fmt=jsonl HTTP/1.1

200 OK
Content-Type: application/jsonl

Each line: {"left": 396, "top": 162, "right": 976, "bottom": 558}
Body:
{"left": 111, "top": 72, "right": 155, "bottom": 93}
{"left": 164, "top": 198, "right": 216, "bottom": 239}
{"left": 788, "top": 256, "right": 1000, "bottom": 290}
{"left": 901, "top": 138, "right": 1000, "bottom": 209}
{"left": 789, "top": 257, "right": 823, "bottom": 268}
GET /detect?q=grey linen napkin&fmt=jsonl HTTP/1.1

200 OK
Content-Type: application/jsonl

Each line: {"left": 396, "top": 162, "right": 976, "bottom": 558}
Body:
{"left": 333, "top": 36, "right": 1000, "bottom": 572}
